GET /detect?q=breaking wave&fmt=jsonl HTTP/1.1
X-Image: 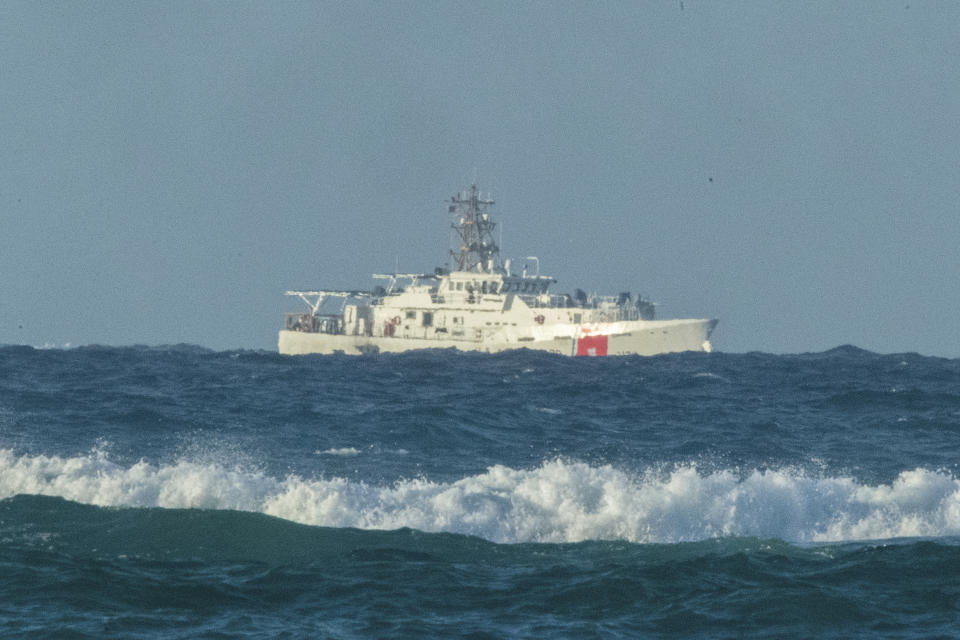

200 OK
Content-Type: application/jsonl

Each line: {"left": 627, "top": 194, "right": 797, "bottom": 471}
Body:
{"left": 2, "top": 448, "right": 959, "bottom": 545}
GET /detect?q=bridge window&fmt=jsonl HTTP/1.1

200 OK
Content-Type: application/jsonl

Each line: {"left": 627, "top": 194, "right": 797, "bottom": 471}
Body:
{"left": 422, "top": 312, "right": 433, "bottom": 327}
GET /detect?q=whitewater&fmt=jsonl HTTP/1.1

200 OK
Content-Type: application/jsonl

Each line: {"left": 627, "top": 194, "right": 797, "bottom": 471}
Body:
{"left": 4, "top": 449, "right": 960, "bottom": 544}
{"left": 2, "top": 344, "right": 959, "bottom": 638}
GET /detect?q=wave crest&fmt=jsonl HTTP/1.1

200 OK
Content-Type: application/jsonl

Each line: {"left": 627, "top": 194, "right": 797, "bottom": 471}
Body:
{"left": 2, "top": 449, "right": 959, "bottom": 544}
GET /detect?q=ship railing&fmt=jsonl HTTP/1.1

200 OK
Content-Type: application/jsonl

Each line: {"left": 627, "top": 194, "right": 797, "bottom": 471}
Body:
{"left": 519, "top": 294, "right": 563, "bottom": 309}
{"left": 284, "top": 312, "right": 345, "bottom": 334}
{"left": 519, "top": 295, "right": 644, "bottom": 321}
{"left": 285, "top": 312, "right": 314, "bottom": 332}
{"left": 601, "top": 308, "right": 640, "bottom": 322}
{"left": 524, "top": 294, "right": 588, "bottom": 309}
{"left": 285, "top": 290, "right": 360, "bottom": 315}
{"left": 372, "top": 273, "right": 441, "bottom": 295}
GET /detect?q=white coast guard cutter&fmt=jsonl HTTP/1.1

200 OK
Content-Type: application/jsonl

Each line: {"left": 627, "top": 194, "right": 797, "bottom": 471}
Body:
{"left": 279, "top": 185, "right": 717, "bottom": 356}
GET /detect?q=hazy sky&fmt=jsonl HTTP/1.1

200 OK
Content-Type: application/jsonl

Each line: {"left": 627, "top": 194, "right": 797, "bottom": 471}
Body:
{"left": 2, "top": 2, "right": 959, "bottom": 355}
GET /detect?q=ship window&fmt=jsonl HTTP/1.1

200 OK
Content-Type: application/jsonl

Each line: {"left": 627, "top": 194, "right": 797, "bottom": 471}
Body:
{"left": 422, "top": 312, "right": 433, "bottom": 327}
{"left": 481, "top": 281, "right": 488, "bottom": 294}
{"left": 490, "top": 282, "right": 499, "bottom": 293}
{"left": 406, "top": 310, "right": 416, "bottom": 319}
{"left": 456, "top": 282, "right": 463, "bottom": 291}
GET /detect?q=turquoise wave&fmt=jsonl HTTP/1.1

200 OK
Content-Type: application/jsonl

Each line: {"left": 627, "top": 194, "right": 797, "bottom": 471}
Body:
{"left": 3, "top": 495, "right": 960, "bottom": 639}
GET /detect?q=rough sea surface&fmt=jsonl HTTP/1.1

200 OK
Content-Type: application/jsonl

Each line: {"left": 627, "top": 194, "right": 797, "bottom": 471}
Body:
{"left": 1, "top": 344, "right": 959, "bottom": 638}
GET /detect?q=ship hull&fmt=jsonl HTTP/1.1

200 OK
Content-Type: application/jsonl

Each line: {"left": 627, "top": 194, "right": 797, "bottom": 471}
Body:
{"left": 278, "top": 318, "right": 717, "bottom": 357}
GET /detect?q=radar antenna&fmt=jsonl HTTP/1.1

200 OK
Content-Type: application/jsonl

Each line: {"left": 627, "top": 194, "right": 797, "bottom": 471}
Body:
{"left": 449, "top": 184, "right": 499, "bottom": 272}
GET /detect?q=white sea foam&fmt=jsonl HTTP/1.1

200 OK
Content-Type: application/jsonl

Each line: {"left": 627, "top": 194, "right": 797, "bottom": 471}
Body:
{"left": 534, "top": 407, "right": 562, "bottom": 415}
{"left": 314, "top": 446, "right": 407, "bottom": 457}
{"left": 692, "top": 372, "right": 730, "bottom": 383}
{"left": 317, "top": 447, "right": 362, "bottom": 456}
{"left": 2, "top": 448, "right": 959, "bottom": 544}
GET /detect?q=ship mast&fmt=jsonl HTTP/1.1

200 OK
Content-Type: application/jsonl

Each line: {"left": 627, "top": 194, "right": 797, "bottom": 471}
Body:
{"left": 449, "top": 184, "right": 499, "bottom": 272}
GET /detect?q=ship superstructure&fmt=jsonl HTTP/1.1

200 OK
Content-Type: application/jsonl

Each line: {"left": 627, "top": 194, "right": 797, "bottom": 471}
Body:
{"left": 278, "top": 185, "right": 716, "bottom": 356}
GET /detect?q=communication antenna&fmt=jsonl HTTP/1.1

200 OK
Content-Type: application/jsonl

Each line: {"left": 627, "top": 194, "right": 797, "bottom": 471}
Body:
{"left": 448, "top": 184, "right": 499, "bottom": 272}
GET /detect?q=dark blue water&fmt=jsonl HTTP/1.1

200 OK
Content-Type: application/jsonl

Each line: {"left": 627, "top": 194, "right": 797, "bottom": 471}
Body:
{"left": 2, "top": 345, "right": 959, "bottom": 638}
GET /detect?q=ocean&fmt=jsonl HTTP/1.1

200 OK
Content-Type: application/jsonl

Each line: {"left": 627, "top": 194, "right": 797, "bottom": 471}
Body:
{"left": 1, "top": 344, "right": 958, "bottom": 638}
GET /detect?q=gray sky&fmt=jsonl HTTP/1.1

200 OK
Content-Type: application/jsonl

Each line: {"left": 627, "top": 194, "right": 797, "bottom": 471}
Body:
{"left": 2, "top": 2, "right": 958, "bottom": 355}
